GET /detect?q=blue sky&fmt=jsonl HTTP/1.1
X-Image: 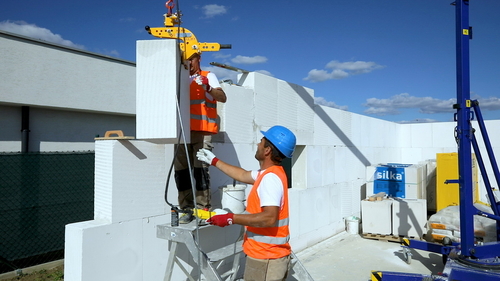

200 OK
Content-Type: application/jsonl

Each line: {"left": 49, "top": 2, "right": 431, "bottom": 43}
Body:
{"left": 2, "top": 0, "right": 500, "bottom": 123}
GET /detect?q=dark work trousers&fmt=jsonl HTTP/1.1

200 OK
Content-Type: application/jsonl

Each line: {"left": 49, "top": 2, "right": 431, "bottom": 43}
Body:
{"left": 174, "top": 131, "right": 212, "bottom": 210}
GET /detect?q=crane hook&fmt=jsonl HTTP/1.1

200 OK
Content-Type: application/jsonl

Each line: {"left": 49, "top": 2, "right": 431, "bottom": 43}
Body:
{"left": 165, "top": 0, "right": 175, "bottom": 16}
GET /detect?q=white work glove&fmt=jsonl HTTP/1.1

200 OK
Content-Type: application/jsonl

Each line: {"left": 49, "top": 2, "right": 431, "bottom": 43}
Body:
{"left": 197, "top": 148, "right": 219, "bottom": 166}
{"left": 194, "top": 75, "right": 212, "bottom": 93}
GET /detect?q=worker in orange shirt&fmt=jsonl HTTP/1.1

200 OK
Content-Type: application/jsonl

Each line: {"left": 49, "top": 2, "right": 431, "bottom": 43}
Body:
{"left": 197, "top": 125, "right": 296, "bottom": 281}
{"left": 175, "top": 53, "right": 227, "bottom": 224}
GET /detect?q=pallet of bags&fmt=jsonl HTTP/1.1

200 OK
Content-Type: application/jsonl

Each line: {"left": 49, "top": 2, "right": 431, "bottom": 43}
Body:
{"left": 427, "top": 204, "right": 496, "bottom": 242}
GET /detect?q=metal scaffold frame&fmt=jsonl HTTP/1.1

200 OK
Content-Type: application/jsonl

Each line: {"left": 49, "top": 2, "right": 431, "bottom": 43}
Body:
{"left": 373, "top": 1, "right": 500, "bottom": 280}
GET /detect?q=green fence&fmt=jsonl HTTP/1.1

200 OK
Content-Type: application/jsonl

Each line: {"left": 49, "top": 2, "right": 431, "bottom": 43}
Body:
{"left": 0, "top": 152, "right": 95, "bottom": 274}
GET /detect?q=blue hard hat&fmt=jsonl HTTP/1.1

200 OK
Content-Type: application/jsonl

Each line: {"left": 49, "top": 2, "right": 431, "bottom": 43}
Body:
{"left": 260, "top": 125, "right": 296, "bottom": 158}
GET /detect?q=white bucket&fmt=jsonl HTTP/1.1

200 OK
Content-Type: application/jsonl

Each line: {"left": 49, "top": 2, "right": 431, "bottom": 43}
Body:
{"left": 345, "top": 217, "right": 360, "bottom": 235}
{"left": 220, "top": 184, "right": 247, "bottom": 214}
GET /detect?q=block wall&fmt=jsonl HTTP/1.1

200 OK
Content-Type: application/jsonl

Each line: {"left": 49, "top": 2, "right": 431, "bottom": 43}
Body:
{"left": 64, "top": 41, "right": 500, "bottom": 280}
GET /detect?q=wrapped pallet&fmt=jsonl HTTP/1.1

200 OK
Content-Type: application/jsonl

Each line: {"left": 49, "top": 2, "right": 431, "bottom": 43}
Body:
{"left": 427, "top": 204, "right": 496, "bottom": 242}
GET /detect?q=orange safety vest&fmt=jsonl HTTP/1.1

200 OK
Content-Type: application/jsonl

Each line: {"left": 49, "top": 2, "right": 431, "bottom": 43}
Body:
{"left": 190, "top": 70, "right": 218, "bottom": 134}
{"left": 244, "top": 165, "right": 291, "bottom": 259}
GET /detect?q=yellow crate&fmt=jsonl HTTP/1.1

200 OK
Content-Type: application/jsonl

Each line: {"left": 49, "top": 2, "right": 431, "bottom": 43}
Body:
{"left": 436, "top": 153, "right": 478, "bottom": 211}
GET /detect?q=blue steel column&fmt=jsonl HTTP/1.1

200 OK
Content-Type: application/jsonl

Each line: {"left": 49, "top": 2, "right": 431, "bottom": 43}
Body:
{"left": 455, "top": 0, "right": 475, "bottom": 257}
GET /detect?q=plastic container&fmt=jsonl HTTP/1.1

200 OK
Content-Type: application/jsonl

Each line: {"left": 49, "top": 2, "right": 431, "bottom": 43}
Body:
{"left": 345, "top": 216, "right": 360, "bottom": 235}
{"left": 219, "top": 184, "right": 247, "bottom": 213}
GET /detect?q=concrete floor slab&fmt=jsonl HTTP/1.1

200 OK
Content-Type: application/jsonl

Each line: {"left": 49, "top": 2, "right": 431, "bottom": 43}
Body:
{"left": 295, "top": 232, "right": 445, "bottom": 281}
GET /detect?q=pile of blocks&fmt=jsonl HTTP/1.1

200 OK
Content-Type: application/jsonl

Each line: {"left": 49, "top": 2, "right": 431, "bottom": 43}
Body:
{"left": 361, "top": 162, "right": 432, "bottom": 239}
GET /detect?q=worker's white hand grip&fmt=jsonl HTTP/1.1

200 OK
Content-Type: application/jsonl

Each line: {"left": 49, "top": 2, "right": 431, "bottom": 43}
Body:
{"left": 194, "top": 75, "right": 211, "bottom": 92}
{"left": 194, "top": 75, "right": 203, "bottom": 85}
{"left": 196, "top": 148, "right": 216, "bottom": 165}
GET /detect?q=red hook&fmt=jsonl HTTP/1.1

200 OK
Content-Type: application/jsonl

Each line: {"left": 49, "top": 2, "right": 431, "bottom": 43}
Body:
{"left": 165, "top": 0, "right": 175, "bottom": 16}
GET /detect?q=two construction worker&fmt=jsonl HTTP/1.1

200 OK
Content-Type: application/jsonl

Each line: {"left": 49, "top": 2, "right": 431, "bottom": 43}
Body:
{"left": 197, "top": 125, "right": 296, "bottom": 281}
{"left": 176, "top": 51, "right": 296, "bottom": 280}
{"left": 174, "top": 53, "right": 226, "bottom": 223}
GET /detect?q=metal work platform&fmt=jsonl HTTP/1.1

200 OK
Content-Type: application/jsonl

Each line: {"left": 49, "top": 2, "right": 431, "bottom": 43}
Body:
{"left": 157, "top": 222, "right": 243, "bottom": 281}
{"left": 157, "top": 222, "right": 314, "bottom": 281}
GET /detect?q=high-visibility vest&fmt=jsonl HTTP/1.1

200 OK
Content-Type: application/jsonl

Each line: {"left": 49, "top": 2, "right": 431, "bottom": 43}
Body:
{"left": 243, "top": 165, "right": 291, "bottom": 259}
{"left": 190, "top": 70, "right": 218, "bottom": 134}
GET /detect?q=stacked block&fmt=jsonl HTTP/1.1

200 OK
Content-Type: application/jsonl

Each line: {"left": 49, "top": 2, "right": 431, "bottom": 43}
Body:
{"left": 361, "top": 199, "right": 393, "bottom": 235}
{"left": 364, "top": 163, "right": 428, "bottom": 238}
{"left": 94, "top": 140, "right": 171, "bottom": 223}
{"left": 366, "top": 163, "right": 426, "bottom": 199}
{"left": 391, "top": 198, "right": 427, "bottom": 238}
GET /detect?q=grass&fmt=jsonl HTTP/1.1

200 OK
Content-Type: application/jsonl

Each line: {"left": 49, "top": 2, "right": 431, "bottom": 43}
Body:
{"left": 2, "top": 265, "right": 64, "bottom": 281}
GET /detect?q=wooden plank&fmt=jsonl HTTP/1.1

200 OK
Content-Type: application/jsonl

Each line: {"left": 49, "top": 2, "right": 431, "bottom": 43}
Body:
{"left": 362, "top": 233, "right": 422, "bottom": 243}
{"left": 367, "top": 192, "right": 386, "bottom": 201}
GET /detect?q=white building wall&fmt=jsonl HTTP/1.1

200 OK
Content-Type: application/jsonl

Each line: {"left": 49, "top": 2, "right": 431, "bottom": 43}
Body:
{"left": 0, "top": 31, "right": 136, "bottom": 152}
{"left": 0, "top": 104, "right": 135, "bottom": 152}
{"left": 0, "top": 31, "right": 135, "bottom": 115}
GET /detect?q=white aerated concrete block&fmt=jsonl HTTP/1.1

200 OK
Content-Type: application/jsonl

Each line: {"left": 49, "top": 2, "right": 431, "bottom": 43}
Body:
{"left": 241, "top": 72, "right": 314, "bottom": 145}
{"left": 94, "top": 140, "right": 170, "bottom": 223}
{"left": 218, "top": 84, "right": 255, "bottom": 144}
{"left": 136, "top": 40, "right": 190, "bottom": 143}
{"left": 64, "top": 219, "right": 145, "bottom": 281}
{"left": 251, "top": 73, "right": 279, "bottom": 128}
{"left": 277, "top": 79, "right": 299, "bottom": 131}
{"left": 392, "top": 198, "right": 427, "bottom": 238}
{"left": 361, "top": 199, "right": 393, "bottom": 235}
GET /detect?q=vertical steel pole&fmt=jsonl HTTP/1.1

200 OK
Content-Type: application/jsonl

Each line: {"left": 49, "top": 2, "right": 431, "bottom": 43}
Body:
{"left": 455, "top": 0, "right": 475, "bottom": 256}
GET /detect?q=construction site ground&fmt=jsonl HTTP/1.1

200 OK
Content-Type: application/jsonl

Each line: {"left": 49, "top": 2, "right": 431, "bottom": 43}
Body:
{"left": 296, "top": 231, "right": 445, "bottom": 281}
{"left": 0, "top": 231, "right": 444, "bottom": 281}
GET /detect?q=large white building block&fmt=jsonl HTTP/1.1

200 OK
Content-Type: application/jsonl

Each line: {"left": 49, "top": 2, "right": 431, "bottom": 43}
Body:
{"left": 94, "top": 139, "right": 173, "bottom": 223}
{"left": 392, "top": 198, "right": 427, "bottom": 238}
{"left": 216, "top": 84, "right": 255, "bottom": 144}
{"left": 136, "top": 40, "right": 190, "bottom": 143}
{"left": 64, "top": 219, "right": 147, "bottom": 281}
{"left": 361, "top": 199, "right": 393, "bottom": 235}
{"left": 239, "top": 72, "right": 314, "bottom": 145}
{"left": 65, "top": 215, "right": 245, "bottom": 281}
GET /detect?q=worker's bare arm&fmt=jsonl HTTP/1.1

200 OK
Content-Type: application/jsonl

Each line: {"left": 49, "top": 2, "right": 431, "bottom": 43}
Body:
{"left": 210, "top": 87, "right": 227, "bottom": 103}
{"left": 214, "top": 159, "right": 254, "bottom": 184}
{"left": 233, "top": 206, "right": 279, "bottom": 228}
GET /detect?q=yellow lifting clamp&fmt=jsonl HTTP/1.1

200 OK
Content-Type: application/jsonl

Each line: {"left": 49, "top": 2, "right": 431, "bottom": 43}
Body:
{"left": 145, "top": 0, "right": 231, "bottom": 63}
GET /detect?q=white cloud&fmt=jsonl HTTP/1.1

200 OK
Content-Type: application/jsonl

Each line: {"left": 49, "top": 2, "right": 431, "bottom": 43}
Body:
{"left": 326, "top": 60, "right": 383, "bottom": 74}
{"left": 202, "top": 4, "right": 227, "bottom": 18}
{"left": 363, "top": 93, "right": 456, "bottom": 116}
{"left": 213, "top": 53, "right": 232, "bottom": 59}
{"left": 304, "top": 60, "right": 384, "bottom": 82}
{"left": 364, "top": 106, "right": 401, "bottom": 115}
{"left": 471, "top": 96, "right": 500, "bottom": 111}
{"left": 314, "top": 97, "right": 348, "bottom": 110}
{"left": 93, "top": 47, "right": 120, "bottom": 58}
{"left": 0, "top": 20, "right": 85, "bottom": 49}
{"left": 397, "top": 118, "right": 438, "bottom": 124}
{"left": 363, "top": 93, "right": 500, "bottom": 118}
{"left": 231, "top": 55, "right": 267, "bottom": 64}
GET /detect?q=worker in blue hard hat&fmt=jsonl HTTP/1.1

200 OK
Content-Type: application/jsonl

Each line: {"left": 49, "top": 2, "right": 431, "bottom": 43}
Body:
{"left": 196, "top": 125, "right": 296, "bottom": 281}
